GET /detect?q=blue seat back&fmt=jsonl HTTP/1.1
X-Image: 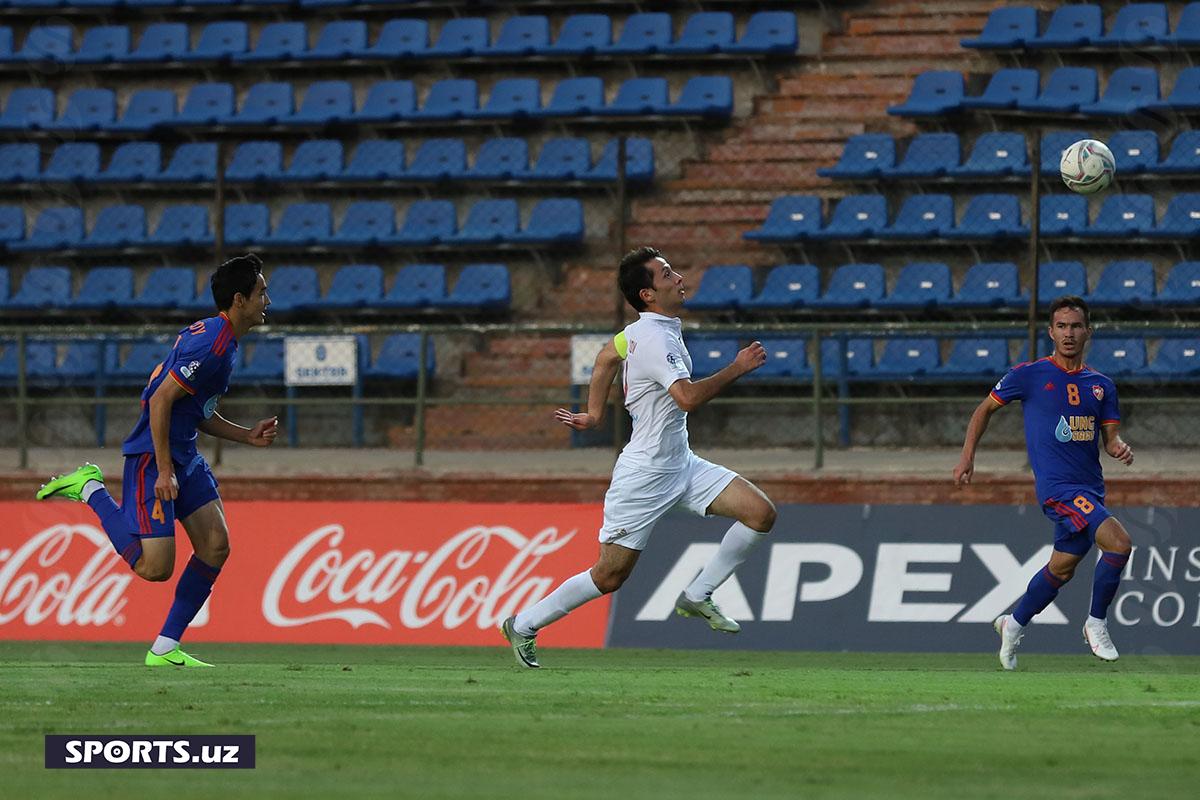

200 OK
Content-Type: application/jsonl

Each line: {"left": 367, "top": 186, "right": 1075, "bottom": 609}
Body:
{"left": 345, "top": 139, "right": 405, "bottom": 180}
{"left": 1091, "top": 261, "right": 1156, "bottom": 304}
{"left": 1160, "top": 261, "right": 1200, "bottom": 303}
{"left": 1039, "top": 194, "right": 1088, "bottom": 236}
{"left": 266, "top": 265, "right": 319, "bottom": 311}
{"left": 943, "top": 338, "right": 1009, "bottom": 375}
{"left": 823, "top": 263, "right": 885, "bottom": 305}
{"left": 137, "top": 267, "right": 194, "bottom": 308}
{"left": 1152, "top": 338, "right": 1200, "bottom": 375}
{"left": 44, "top": 142, "right": 100, "bottom": 181}
{"left": 890, "top": 133, "right": 960, "bottom": 176}
{"left": 152, "top": 204, "right": 209, "bottom": 243}
{"left": 399, "top": 200, "right": 456, "bottom": 241}
{"left": 287, "top": 140, "right": 343, "bottom": 180}
{"left": 755, "top": 339, "right": 809, "bottom": 379}
{"left": 471, "top": 138, "right": 528, "bottom": 179}
{"left": 327, "top": 264, "right": 383, "bottom": 305}
{"left": 491, "top": 16, "right": 549, "bottom": 56}
{"left": 877, "top": 338, "right": 940, "bottom": 375}
{"left": 1108, "top": 130, "right": 1158, "bottom": 174}
{"left": 551, "top": 14, "right": 610, "bottom": 54}
{"left": 408, "top": 138, "right": 467, "bottom": 180}
{"left": 430, "top": 17, "right": 488, "bottom": 57}
{"left": 131, "top": 23, "right": 187, "bottom": 61}
{"left": 387, "top": 264, "right": 446, "bottom": 306}
{"left": 690, "top": 265, "right": 753, "bottom": 308}
{"left": 1088, "top": 338, "right": 1147, "bottom": 375}
{"left": 226, "top": 140, "right": 282, "bottom": 181}
{"left": 1091, "top": 194, "right": 1155, "bottom": 235}
{"left": 610, "top": 13, "right": 670, "bottom": 53}
{"left": 532, "top": 138, "right": 590, "bottom": 179}
{"left": 955, "top": 262, "right": 1021, "bottom": 306}
{"left": 751, "top": 264, "right": 819, "bottom": 308}
{"left": 447, "top": 263, "right": 510, "bottom": 307}
{"left": 890, "top": 195, "right": 953, "bottom": 237}
{"left": 889, "top": 262, "right": 951, "bottom": 304}
{"left": 1039, "top": 261, "right": 1088, "bottom": 298}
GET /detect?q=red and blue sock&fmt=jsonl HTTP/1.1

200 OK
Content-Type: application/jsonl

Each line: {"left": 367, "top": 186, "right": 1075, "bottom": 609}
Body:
{"left": 1090, "top": 551, "right": 1130, "bottom": 620}
{"left": 85, "top": 488, "right": 143, "bottom": 569}
{"left": 1012, "top": 565, "right": 1067, "bottom": 626}
{"left": 159, "top": 555, "right": 221, "bottom": 641}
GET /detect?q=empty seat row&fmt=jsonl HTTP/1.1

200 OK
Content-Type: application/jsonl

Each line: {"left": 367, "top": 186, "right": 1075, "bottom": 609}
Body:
{"left": 889, "top": 66, "right": 1200, "bottom": 117}
{"left": 0, "top": 198, "right": 584, "bottom": 251}
{"left": 0, "top": 76, "right": 733, "bottom": 132}
{"left": 821, "top": 130, "right": 1200, "bottom": 181}
{"left": 0, "top": 13, "right": 796, "bottom": 65}
{"left": 0, "top": 137, "right": 653, "bottom": 185}
{"left": 684, "top": 261, "right": 1200, "bottom": 312}
{"left": 0, "top": 263, "right": 510, "bottom": 312}
{"left": 963, "top": 4, "right": 1200, "bottom": 50}
{"left": 746, "top": 192, "right": 1200, "bottom": 242}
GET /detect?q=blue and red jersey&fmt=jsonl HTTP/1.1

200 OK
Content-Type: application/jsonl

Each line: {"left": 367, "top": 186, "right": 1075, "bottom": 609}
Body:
{"left": 990, "top": 356, "right": 1120, "bottom": 504}
{"left": 122, "top": 313, "right": 239, "bottom": 463}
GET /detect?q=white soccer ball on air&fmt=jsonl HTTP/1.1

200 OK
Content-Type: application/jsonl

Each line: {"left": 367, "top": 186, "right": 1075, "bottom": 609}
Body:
{"left": 1059, "top": 138, "right": 1116, "bottom": 195}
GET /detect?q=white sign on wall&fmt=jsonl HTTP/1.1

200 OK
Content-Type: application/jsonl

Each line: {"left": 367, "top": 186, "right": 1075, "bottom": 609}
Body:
{"left": 284, "top": 336, "right": 357, "bottom": 386}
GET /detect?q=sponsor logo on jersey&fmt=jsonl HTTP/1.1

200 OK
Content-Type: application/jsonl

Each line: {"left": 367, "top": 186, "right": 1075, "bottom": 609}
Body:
{"left": 179, "top": 360, "right": 201, "bottom": 380}
{"left": 203, "top": 395, "right": 219, "bottom": 419}
{"left": 1092, "top": 384, "right": 1104, "bottom": 401}
{"left": 1055, "top": 414, "right": 1095, "bottom": 443}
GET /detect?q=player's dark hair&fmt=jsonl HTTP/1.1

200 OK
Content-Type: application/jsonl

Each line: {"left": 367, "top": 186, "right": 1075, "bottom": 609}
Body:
{"left": 1048, "top": 295, "right": 1090, "bottom": 327}
{"left": 618, "top": 246, "right": 661, "bottom": 312}
{"left": 210, "top": 253, "right": 263, "bottom": 311}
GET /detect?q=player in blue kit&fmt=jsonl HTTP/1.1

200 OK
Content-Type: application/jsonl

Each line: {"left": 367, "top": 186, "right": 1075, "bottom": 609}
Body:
{"left": 36, "top": 254, "right": 278, "bottom": 667}
{"left": 954, "top": 296, "right": 1135, "bottom": 670}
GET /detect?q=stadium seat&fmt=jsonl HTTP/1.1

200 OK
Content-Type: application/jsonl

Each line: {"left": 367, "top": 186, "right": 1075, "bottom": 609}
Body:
{"left": 332, "top": 201, "right": 395, "bottom": 246}
{"left": 937, "top": 338, "right": 1009, "bottom": 377}
{"left": 490, "top": 16, "right": 549, "bottom": 57}
{"left": 237, "top": 339, "right": 284, "bottom": 383}
{"left": 266, "top": 203, "right": 332, "bottom": 245}
{"left": 686, "top": 338, "right": 738, "bottom": 378}
{"left": 476, "top": 78, "right": 540, "bottom": 119}
{"left": 46, "top": 88, "right": 114, "bottom": 131}
{"left": 406, "top": 138, "right": 467, "bottom": 181}
{"left": 946, "top": 262, "right": 1023, "bottom": 308}
{"left": 962, "top": 69, "right": 1040, "bottom": 110}
{"left": 16, "top": 26, "right": 72, "bottom": 62}
{"left": 604, "top": 13, "right": 670, "bottom": 55}
{"left": 322, "top": 264, "right": 383, "bottom": 309}
{"left": 127, "top": 23, "right": 187, "bottom": 63}
{"left": 951, "top": 132, "right": 1029, "bottom": 177}
{"left": 1107, "top": 130, "right": 1158, "bottom": 175}
{"left": 586, "top": 137, "right": 654, "bottom": 183}
{"left": 237, "top": 22, "right": 307, "bottom": 62}
{"left": 289, "top": 81, "right": 353, "bottom": 124}
{"left": 665, "top": 12, "right": 734, "bottom": 55}
{"left": 1083, "top": 194, "right": 1155, "bottom": 237}
{"left": 1095, "top": 3, "right": 1169, "bottom": 48}
{"left": 285, "top": 140, "right": 342, "bottom": 181}
{"left": 182, "top": 21, "right": 248, "bottom": 62}
{"left": 1150, "top": 193, "right": 1200, "bottom": 238}
{"left": 0, "top": 143, "right": 39, "bottom": 182}
{"left": 1039, "top": 194, "right": 1089, "bottom": 237}
{"left": 353, "top": 80, "right": 416, "bottom": 122}
{"left": 1087, "top": 261, "right": 1156, "bottom": 307}
{"left": 1029, "top": 4, "right": 1102, "bottom": 48}
{"left": 513, "top": 198, "right": 584, "bottom": 243}
{"left": 156, "top": 142, "right": 216, "bottom": 183}
{"left": 379, "top": 264, "right": 446, "bottom": 308}
{"left": 743, "top": 264, "right": 820, "bottom": 310}
{"left": 1020, "top": 68, "right": 1098, "bottom": 113}
{"left": 744, "top": 195, "right": 823, "bottom": 242}
{"left": 390, "top": 200, "right": 456, "bottom": 245}
{"left": 263, "top": 265, "right": 319, "bottom": 312}
{"left": 0, "top": 29, "right": 11, "bottom": 62}
{"left": 444, "top": 199, "right": 515, "bottom": 244}
{"left": 469, "top": 138, "right": 529, "bottom": 180}
{"left": 874, "top": 338, "right": 940, "bottom": 377}
{"left": 226, "top": 141, "right": 282, "bottom": 182}
{"left": 177, "top": 83, "right": 235, "bottom": 126}
{"left": 224, "top": 203, "right": 269, "bottom": 245}
{"left": 366, "top": 334, "right": 434, "bottom": 379}
{"left": 946, "top": 194, "right": 1027, "bottom": 239}
{"left": 1155, "top": 131, "right": 1200, "bottom": 174}
{"left": 685, "top": 265, "right": 753, "bottom": 310}
{"left": 438, "top": 263, "right": 511, "bottom": 310}
{"left": 0, "top": 267, "right": 7, "bottom": 305}
{"left": 601, "top": 77, "right": 668, "bottom": 116}
{"left": 1040, "top": 130, "right": 1092, "bottom": 174}
{"left": 303, "top": 20, "right": 368, "bottom": 60}
{"left": 813, "top": 263, "right": 885, "bottom": 309}
{"left": 820, "top": 338, "right": 873, "bottom": 378}
{"left": 70, "top": 266, "right": 133, "bottom": 309}
{"left": 548, "top": 15, "right": 611, "bottom": 55}
{"left": 1164, "top": 2, "right": 1200, "bottom": 47}
{"left": 430, "top": 17, "right": 488, "bottom": 57}
{"left": 10, "top": 206, "right": 83, "bottom": 251}
{"left": 885, "top": 133, "right": 960, "bottom": 178}
{"left": 108, "top": 340, "right": 170, "bottom": 385}
{"left": 82, "top": 204, "right": 145, "bottom": 249}
{"left": 58, "top": 341, "right": 103, "bottom": 383}
{"left": 1148, "top": 67, "right": 1200, "bottom": 113}
{"left": 225, "top": 82, "right": 293, "bottom": 125}
{"left": 669, "top": 76, "right": 733, "bottom": 118}
{"left": 0, "top": 205, "right": 24, "bottom": 247}
{"left": 877, "top": 262, "right": 951, "bottom": 309}
{"left": 75, "top": 25, "right": 129, "bottom": 63}
{"left": 887, "top": 71, "right": 964, "bottom": 117}
{"left": 1087, "top": 338, "right": 1147, "bottom": 377}
{"left": 150, "top": 204, "right": 210, "bottom": 246}
{"left": 812, "top": 194, "right": 888, "bottom": 240}
{"left": 1149, "top": 338, "right": 1200, "bottom": 376}
{"left": 1079, "top": 68, "right": 1160, "bottom": 116}
{"left": 530, "top": 138, "right": 589, "bottom": 180}
{"left": 412, "top": 79, "right": 477, "bottom": 120}
{"left": 112, "top": 89, "right": 176, "bottom": 132}
{"left": 1039, "top": 261, "right": 1088, "bottom": 301}
{"left": 536, "top": 77, "right": 604, "bottom": 117}
{"left": 881, "top": 194, "right": 954, "bottom": 239}
{"left": 818, "top": 134, "right": 896, "bottom": 179}
{"left": 131, "top": 267, "right": 194, "bottom": 310}
{"left": 363, "top": 19, "right": 428, "bottom": 59}
{"left": 0, "top": 339, "right": 57, "bottom": 384}
{"left": 8, "top": 266, "right": 70, "bottom": 309}
{"left": 343, "top": 139, "right": 405, "bottom": 180}
{"left": 750, "top": 339, "right": 810, "bottom": 380}
{"left": 1157, "top": 261, "right": 1200, "bottom": 306}
{"left": 729, "top": 11, "right": 799, "bottom": 55}
{"left": 43, "top": 143, "right": 99, "bottom": 182}
{"left": 961, "top": 6, "right": 1038, "bottom": 49}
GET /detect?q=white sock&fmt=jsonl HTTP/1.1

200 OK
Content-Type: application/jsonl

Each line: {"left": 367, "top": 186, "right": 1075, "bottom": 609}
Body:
{"left": 1007, "top": 616, "right": 1024, "bottom": 632}
{"left": 684, "top": 522, "right": 766, "bottom": 602}
{"left": 81, "top": 479, "right": 104, "bottom": 503}
{"left": 1087, "top": 615, "right": 1105, "bottom": 625}
{"left": 513, "top": 570, "right": 602, "bottom": 637}
{"left": 151, "top": 636, "right": 180, "bottom": 656}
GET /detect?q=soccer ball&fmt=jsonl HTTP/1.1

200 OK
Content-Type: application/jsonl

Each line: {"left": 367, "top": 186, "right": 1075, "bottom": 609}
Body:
{"left": 1059, "top": 139, "right": 1116, "bottom": 195}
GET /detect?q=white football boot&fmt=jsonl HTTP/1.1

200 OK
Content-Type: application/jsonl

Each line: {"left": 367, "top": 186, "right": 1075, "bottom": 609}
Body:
{"left": 993, "top": 614, "right": 1024, "bottom": 671}
{"left": 1083, "top": 616, "right": 1119, "bottom": 662}
{"left": 674, "top": 592, "right": 740, "bottom": 633}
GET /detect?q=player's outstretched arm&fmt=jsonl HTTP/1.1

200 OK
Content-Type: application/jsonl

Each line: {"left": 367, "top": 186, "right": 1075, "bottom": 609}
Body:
{"left": 668, "top": 341, "right": 766, "bottom": 413}
{"left": 554, "top": 341, "right": 622, "bottom": 430}
{"left": 1101, "top": 423, "right": 1134, "bottom": 466}
{"left": 199, "top": 413, "right": 279, "bottom": 447}
{"left": 954, "top": 395, "right": 1004, "bottom": 486}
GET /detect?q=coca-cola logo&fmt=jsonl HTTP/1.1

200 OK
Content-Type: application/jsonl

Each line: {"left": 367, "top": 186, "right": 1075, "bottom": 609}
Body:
{"left": 0, "top": 525, "right": 131, "bottom": 627}
{"left": 263, "top": 524, "right": 576, "bottom": 630}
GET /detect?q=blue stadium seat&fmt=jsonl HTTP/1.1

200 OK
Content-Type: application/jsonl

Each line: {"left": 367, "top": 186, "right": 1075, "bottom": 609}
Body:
{"left": 669, "top": 76, "right": 733, "bottom": 117}
{"left": 530, "top": 138, "right": 589, "bottom": 180}
{"left": 685, "top": 265, "right": 753, "bottom": 310}
{"left": 333, "top": 201, "right": 395, "bottom": 246}
{"left": 961, "top": 6, "right": 1038, "bottom": 49}
{"left": 1149, "top": 338, "right": 1200, "bottom": 376}
{"left": 108, "top": 340, "right": 170, "bottom": 386}
{"left": 0, "top": 340, "right": 57, "bottom": 385}
{"left": 515, "top": 198, "right": 583, "bottom": 243}
{"left": 1039, "top": 194, "right": 1089, "bottom": 237}
{"left": 183, "top": 21, "right": 247, "bottom": 62}
{"left": 476, "top": 78, "right": 541, "bottom": 119}
{"left": 364, "top": 19, "right": 428, "bottom": 59}
{"left": 604, "top": 13, "right": 670, "bottom": 55}
{"left": 343, "top": 139, "right": 405, "bottom": 180}
{"left": 0, "top": 29, "right": 10, "bottom": 62}
{"left": 490, "top": 16, "right": 549, "bottom": 56}
{"left": 744, "top": 338, "right": 810, "bottom": 381}
{"left": 58, "top": 341, "right": 103, "bottom": 383}
{"left": 874, "top": 338, "right": 940, "bottom": 378}
{"left": 156, "top": 142, "right": 216, "bottom": 183}
{"left": 887, "top": 71, "right": 964, "bottom": 117}
{"left": 877, "top": 262, "right": 951, "bottom": 309}
{"left": 1039, "top": 261, "right": 1088, "bottom": 301}
{"left": 1164, "top": 3, "right": 1200, "bottom": 47}
{"left": 937, "top": 338, "right": 1009, "bottom": 377}
{"left": 686, "top": 338, "right": 738, "bottom": 379}
{"left": 813, "top": 263, "right": 885, "bottom": 309}
{"left": 8, "top": 266, "right": 70, "bottom": 309}
{"left": 536, "top": 77, "right": 604, "bottom": 117}
{"left": 602, "top": 77, "right": 668, "bottom": 116}
{"left": 366, "top": 334, "right": 435, "bottom": 380}
{"left": 75, "top": 25, "right": 129, "bottom": 63}
{"left": 46, "top": 88, "right": 114, "bottom": 131}
{"left": 1083, "top": 194, "right": 1155, "bottom": 237}
{"left": 126, "top": 23, "right": 187, "bottom": 63}
{"left": 70, "top": 266, "right": 133, "bottom": 309}
{"left": 82, "top": 204, "right": 145, "bottom": 249}
{"left": 412, "top": 79, "right": 477, "bottom": 120}
{"left": 323, "top": 264, "right": 383, "bottom": 309}
{"left": 1020, "top": 67, "right": 1097, "bottom": 113}
{"left": 1087, "top": 338, "right": 1146, "bottom": 377}
{"left": 885, "top": 133, "right": 960, "bottom": 177}
{"left": 586, "top": 137, "right": 654, "bottom": 183}
{"left": 0, "top": 267, "right": 7, "bottom": 306}
{"left": 131, "top": 267, "right": 194, "bottom": 310}
{"left": 224, "top": 203, "right": 269, "bottom": 245}
{"left": 730, "top": 11, "right": 798, "bottom": 55}
{"left": 743, "top": 195, "right": 822, "bottom": 242}
{"left": 266, "top": 202, "right": 331, "bottom": 245}
{"left": 0, "top": 143, "right": 39, "bottom": 182}
{"left": 177, "top": 83, "right": 235, "bottom": 126}
{"left": 952, "top": 132, "right": 1029, "bottom": 177}
{"left": 226, "top": 141, "right": 282, "bottom": 182}
{"left": 380, "top": 264, "right": 446, "bottom": 309}
{"left": 818, "top": 134, "right": 896, "bottom": 179}
{"left": 390, "top": 200, "right": 456, "bottom": 245}
{"left": 237, "top": 339, "right": 284, "bottom": 383}
{"left": 947, "top": 194, "right": 1027, "bottom": 239}
{"left": 1087, "top": 261, "right": 1156, "bottom": 307}
{"left": 284, "top": 139, "right": 342, "bottom": 181}
{"left": 1040, "top": 131, "right": 1092, "bottom": 174}
{"left": 16, "top": 26, "right": 72, "bottom": 62}
{"left": 10, "top": 207, "right": 83, "bottom": 251}
{"left": 43, "top": 143, "right": 99, "bottom": 182}
{"left": 111, "top": 89, "right": 176, "bottom": 132}
{"left": 469, "top": 138, "right": 529, "bottom": 180}
{"left": 963, "top": 69, "right": 1040, "bottom": 110}
{"left": 226, "top": 82, "right": 293, "bottom": 125}
{"left": 303, "top": 20, "right": 368, "bottom": 60}
{"left": 263, "top": 265, "right": 319, "bottom": 312}
{"left": 666, "top": 12, "right": 734, "bottom": 54}
{"left": 1155, "top": 131, "right": 1200, "bottom": 174}
{"left": 237, "top": 22, "right": 307, "bottom": 62}
{"left": 447, "top": 199, "right": 517, "bottom": 244}
{"left": 1157, "top": 262, "right": 1200, "bottom": 306}
{"left": 1107, "top": 130, "right": 1158, "bottom": 175}
{"left": 150, "top": 204, "right": 210, "bottom": 246}
{"left": 881, "top": 194, "right": 954, "bottom": 239}
{"left": 946, "top": 262, "right": 1023, "bottom": 308}
{"left": 1151, "top": 193, "right": 1200, "bottom": 238}
{"left": 1096, "top": 3, "right": 1168, "bottom": 48}
{"left": 1079, "top": 67, "right": 1159, "bottom": 116}
{"left": 0, "top": 206, "right": 24, "bottom": 247}
{"left": 353, "top": 80, "right": 416, "bottom": 122}
{"left": 406, "top": 138, "right": 467, "bottom": 181}
{"left": 812, "top": 194, "right": 888, "bottom": 240}
{"left": 1148, "top": 67, "right": 1200, "bottom": 113}
{"left": 820, "top": 338, "right": 874, "bottom": 378}
{"left": 289, "top": 80, "right": 353, "bottom": 124}
{"left": 438, "top": 264, "right": 511, "bottom": 310}
{"left": 547, "top": 15, "right": 611, "bottom": 55}
{"left": 743, "top": 264, "right": 820, "bottom": 310}
{"left": 1029, "top": 4, "right": 1102, "bottom": 48}
{"left": 430, "top": 17, "right": 488, "bottom": 57}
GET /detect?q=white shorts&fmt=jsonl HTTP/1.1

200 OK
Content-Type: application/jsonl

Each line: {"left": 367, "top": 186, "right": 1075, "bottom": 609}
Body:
{"left": 598, "top": 452, "right": 739, "bottom": 551}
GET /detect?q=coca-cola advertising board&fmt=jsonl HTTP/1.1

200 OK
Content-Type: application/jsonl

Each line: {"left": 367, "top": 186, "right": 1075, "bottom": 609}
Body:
{"left": 1, "top": 502, "right": 608, "bottom": 647}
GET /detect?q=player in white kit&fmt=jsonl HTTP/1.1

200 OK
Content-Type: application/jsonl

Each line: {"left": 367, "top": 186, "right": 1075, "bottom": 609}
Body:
{"left": 502, "top": 247, "right": 777, "bottom": 668}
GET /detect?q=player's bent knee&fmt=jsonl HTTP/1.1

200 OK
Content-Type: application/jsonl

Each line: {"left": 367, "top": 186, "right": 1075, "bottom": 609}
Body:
{"left": 136, "top": 560, "right": 174, "bottom": 582}
{"left": 590, "top": 568, "right": 628, "bottom": 595}
{"left": 203, "top": 535, "right": 230, "bottom": 567}
{"left": 743, "top": 498, "right": 777, "bottom": 533}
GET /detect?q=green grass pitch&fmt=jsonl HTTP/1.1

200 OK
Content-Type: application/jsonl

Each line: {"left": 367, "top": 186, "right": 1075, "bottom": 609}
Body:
{"left": 2, "top": 642, "right": 1199, "bottom": 800}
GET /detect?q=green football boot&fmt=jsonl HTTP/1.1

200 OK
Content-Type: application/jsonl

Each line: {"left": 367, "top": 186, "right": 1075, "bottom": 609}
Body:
{"left": 144, "top": 647, "right": 214, "bottom": 668}
{"left": 36, "top": 463, "right": 104, "bottom": 502}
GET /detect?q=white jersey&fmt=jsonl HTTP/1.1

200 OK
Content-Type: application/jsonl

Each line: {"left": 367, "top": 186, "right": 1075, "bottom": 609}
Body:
{"left": 614, "top": 311, "right": 693, "bottom": 473}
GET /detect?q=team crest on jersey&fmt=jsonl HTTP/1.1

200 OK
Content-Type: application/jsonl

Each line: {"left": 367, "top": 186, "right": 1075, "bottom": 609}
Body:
{"left": 666, "top": 353, "right": 678, "bottom": 366}
{"left": 179, "top": 360, "right": 201, "bottom": 379}
{"left": 1092, "top": 385, "right": 1104, "bottom": 401}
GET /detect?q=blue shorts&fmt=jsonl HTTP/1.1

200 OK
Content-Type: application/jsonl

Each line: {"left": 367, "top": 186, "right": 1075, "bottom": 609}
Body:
{"left": 1041, "top": 490, "right": 1112, "bottom": 556}
{"left": 121, "top": 452, "right": 221, "bottom": 539}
